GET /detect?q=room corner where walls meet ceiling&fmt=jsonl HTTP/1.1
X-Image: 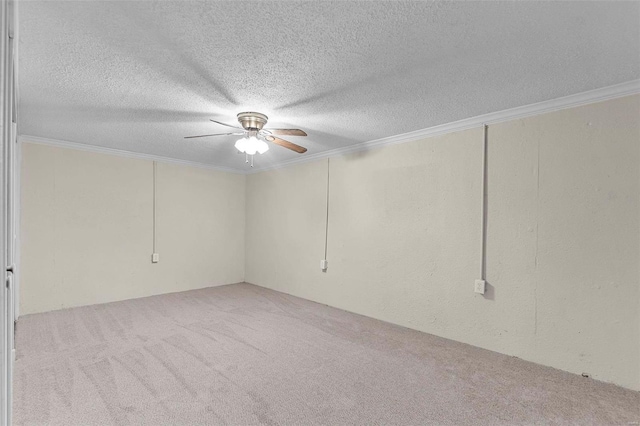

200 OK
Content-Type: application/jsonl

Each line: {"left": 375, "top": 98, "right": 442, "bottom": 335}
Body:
{"left": 13, "top": 0, "right": 640, "bottom": 394}
{"left": 18, "top": 80, "right": 640, "bottom": 176}
{"left": 17, "top": 1, "right": 640, "bottom": 171}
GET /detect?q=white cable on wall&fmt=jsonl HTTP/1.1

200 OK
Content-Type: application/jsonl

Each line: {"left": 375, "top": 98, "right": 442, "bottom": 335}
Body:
{"left": 480, "top": 124, "right": 488, "bottom": 281}
{"left": 152, "top": 161, "right": 157, "bottom": 256}
{"left": 322, "top": 158, "right": 330, "bottom": 272}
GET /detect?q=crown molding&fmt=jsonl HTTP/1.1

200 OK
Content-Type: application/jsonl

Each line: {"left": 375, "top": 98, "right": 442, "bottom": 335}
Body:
{"left": 18, "top": 135, "right": 247, "bottom": 174}
{"left": 19, "top": 80, "right": 640, "bottom": 175}
{"left": 248, "top": 79, "right": 640, "bottom": 173}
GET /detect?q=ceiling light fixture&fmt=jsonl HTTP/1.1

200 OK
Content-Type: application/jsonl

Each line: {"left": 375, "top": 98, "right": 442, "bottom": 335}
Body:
{"left": 185, "top": 111, "right": 308, "bottom": 167}
{"left": 235, "top": 135, "right": 269, "bottom": 155}
{"left": 234, "top": 134, "right": 269, "bottom": 167}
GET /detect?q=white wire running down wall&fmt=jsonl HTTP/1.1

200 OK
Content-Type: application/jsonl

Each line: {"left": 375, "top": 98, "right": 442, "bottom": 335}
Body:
{"left": 322, "top": 157, "right": 330, "bottom": 272}
{"left": 480, "top": 124, "right": 488, "bottom": 281}
{"left": 152, "top": 161, "right": 157, "bottom": 261}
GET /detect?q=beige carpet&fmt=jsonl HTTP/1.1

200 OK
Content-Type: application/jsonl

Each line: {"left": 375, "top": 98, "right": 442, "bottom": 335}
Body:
{"left": 14, "top": 283, "right": 639, "bottom": 425}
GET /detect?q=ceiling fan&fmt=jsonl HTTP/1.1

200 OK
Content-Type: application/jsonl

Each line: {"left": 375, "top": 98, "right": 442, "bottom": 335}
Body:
{"left": 185, "top": 112, "right": 308, "bottom": 166}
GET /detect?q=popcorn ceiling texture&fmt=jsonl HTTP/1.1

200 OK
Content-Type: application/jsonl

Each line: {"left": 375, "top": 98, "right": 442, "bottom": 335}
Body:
{"left": 18, "top": 1, "right": 640, "bottom": 171}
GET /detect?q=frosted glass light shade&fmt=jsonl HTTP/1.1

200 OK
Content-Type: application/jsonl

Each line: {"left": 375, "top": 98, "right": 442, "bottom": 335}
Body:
{"left": 256, "top": 139, "right": 269, "bottom": 154}
{"left": 235, "top": 136, "right": 269, "bottom": 155}
{"left": 234, "top": 138, "right": 247, "bottom": 152}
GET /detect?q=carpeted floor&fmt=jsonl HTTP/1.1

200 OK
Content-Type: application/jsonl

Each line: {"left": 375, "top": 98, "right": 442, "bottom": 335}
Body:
{"left": 14, "top": 283, "right": 639, "bottom": 425}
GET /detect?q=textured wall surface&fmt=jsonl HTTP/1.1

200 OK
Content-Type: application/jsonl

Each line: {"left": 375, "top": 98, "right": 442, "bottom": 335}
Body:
{"left": 18, "top": 96, "right": 640, "bottom": 390}
{"left": 20, "top": 143, "right": 245, "bottom": 314}
{"left": 245, "top": 95, "right": 640, "bottom": 391}
{"left": 18, "top": 1, "right": 640, "bottom": 170}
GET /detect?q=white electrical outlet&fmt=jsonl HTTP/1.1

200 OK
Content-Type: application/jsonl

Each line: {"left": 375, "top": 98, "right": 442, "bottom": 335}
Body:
{"left": 152, "top": 253, "right": 159, "bottom": 263}
{"left": 474, "top": 279, "right": 486, "bottom": 294}
{"left": 320, "top": 259, "right": 328, "bottom": 272}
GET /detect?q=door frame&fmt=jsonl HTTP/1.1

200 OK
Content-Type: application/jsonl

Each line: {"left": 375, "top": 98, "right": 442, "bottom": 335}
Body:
{"left": 0, "top": 0, "right": 17, "bottom": 424}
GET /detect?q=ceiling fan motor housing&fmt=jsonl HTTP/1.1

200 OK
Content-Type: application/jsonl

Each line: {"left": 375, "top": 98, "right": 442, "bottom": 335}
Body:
{"left": 237, "top": 112, "right": 268, "bottom": 130}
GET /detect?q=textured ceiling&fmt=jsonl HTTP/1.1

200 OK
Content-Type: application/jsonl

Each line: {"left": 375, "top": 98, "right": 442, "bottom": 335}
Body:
{"left": 19, "top": 1, "right": 640, "bottom": 171}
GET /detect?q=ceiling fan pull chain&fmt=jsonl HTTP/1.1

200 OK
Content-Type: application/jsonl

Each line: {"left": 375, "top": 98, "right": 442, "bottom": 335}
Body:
{"left": 245, "top": 153, "right": 249, "bottom": 164}
{"left": 251, "top": 154, "right": 254, "bottom": 168}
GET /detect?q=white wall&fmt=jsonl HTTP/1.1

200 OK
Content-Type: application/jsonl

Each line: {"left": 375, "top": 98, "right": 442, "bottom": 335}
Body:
{"left": 17, "top": 95, "right": 640, "bottom": 391}
{"left": 245, "top": 95, "right": 640, "bottom": 391}
{"left": 20, "top": 142, "right": 245, "bottom": 314}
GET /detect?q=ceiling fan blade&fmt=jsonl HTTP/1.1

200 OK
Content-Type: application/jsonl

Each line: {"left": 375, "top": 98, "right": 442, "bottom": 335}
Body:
{"left": 265, "top": 129, "right": 307, "bottom": 137}
{"left": 265, "top": 135, "right": 307, "bottom": 153}
{"left": 210, "top": 119, "right": 243, "bottom": 130}
{"left": 184, "top": 132, "right": 243, "bottom": 139}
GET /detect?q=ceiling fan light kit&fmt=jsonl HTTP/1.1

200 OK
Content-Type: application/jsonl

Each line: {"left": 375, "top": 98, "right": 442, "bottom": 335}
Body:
{"left": 185, "top": 111, "right": 308, "bottom": 167}
{"left": 235, "top": 136, "right": 269, "bottom": 155}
